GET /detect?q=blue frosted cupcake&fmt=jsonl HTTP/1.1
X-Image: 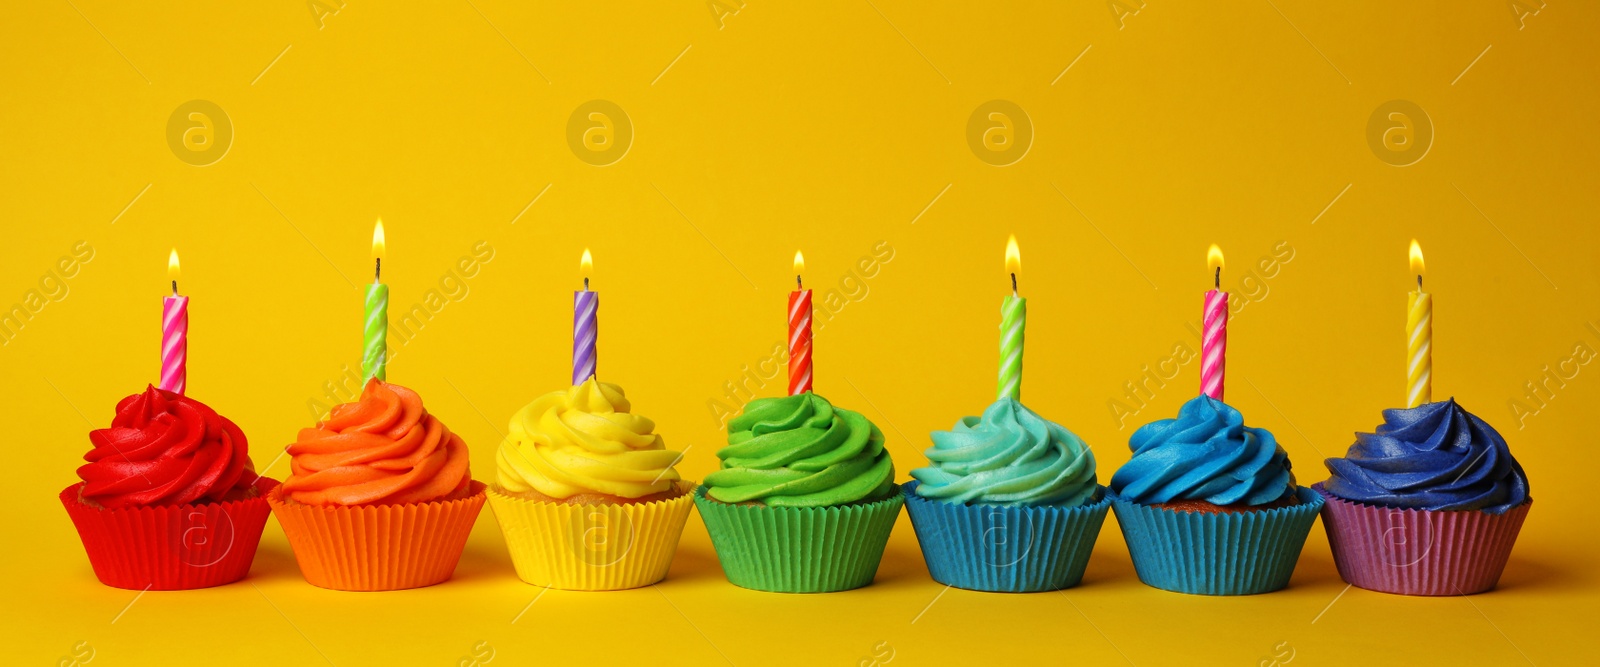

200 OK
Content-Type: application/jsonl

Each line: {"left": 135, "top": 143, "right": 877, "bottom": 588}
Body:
{"left": 1108, "top": 395, "right": 1323, "bottom": 595}
{"left": 905, "top": 398, "right": 1108, "bottom": 593}
{"left": 1317, "top": 398, "right": 1532, "bottom": 595}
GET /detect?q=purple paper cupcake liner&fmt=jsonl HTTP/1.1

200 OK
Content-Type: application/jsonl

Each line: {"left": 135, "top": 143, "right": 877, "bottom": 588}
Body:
{"left": 1314, "top": 483, "right": 1531, "bottom": 596}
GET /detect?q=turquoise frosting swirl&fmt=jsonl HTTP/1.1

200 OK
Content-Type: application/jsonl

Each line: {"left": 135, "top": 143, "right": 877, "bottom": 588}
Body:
{"left": 1109, "top": 395, "right": 1295, "bottom": 506}
{"left": 911, "top": 398, "right": 1098, "bottom": 507}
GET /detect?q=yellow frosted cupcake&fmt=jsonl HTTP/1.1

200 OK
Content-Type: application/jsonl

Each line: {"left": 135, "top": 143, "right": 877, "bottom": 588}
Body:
{"left": 488, "top": 378, "right": 695, "bottom": 590}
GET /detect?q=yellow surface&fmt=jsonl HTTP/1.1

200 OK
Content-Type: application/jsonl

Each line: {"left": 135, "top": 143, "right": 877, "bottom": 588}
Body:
{"left": 2, "top": 1, "right": 1595, "bottom": 665}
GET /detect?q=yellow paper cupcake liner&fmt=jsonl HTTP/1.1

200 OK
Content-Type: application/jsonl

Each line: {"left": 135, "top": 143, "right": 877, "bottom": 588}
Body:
{"left": 486, "top": 480, "right": 697, "bottom": 591}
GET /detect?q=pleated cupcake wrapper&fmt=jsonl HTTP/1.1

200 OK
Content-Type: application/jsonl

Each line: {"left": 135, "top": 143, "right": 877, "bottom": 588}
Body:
{"left": 693, "top": 484, "right": 904, "bottom": 593}
{"left": 901, "top": 481, "right": 1111, "bottom": 593}
{"left": 1313, "top": 484, "right": 1531, "bottom": 596}
{"left": 60, "top": 479, "right": 278, "bottom": 590}
{"left": 268, "top": 481, "right": 487, "bottom": 591}
{"left": 486, "top": 481, "right": 697, "bottom": 591}
{"left": 1110, "top": 486, "right": 1324, "bottom": 596}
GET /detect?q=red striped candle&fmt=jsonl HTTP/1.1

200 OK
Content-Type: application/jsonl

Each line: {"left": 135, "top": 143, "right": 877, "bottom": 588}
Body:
{"left": 1200, "top": 245, "right": 1227, "bottom": 401}
{"left": 788, "top": 251, "right": 813, "bottom": 396}
{"left": 161, "top": 249, "right": 187, "bottom": 395}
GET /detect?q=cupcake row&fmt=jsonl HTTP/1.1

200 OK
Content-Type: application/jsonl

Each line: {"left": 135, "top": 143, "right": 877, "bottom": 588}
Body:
{"left": 61, "top": 239, "right": 1530, "bottom": 596}
{"left": 62, "top": 375, "right": 1530, "bottom": 597}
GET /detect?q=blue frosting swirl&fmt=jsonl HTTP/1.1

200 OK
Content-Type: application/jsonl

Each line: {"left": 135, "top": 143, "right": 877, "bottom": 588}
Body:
{"left": 911, "top": 398, "right": 1097, "bottom": 507}
{"left": 1323, "top": 399, "right": 1529, "bottom": 514}
{"left": 1109, "top": 395, "right": 1294, "bottom": 506}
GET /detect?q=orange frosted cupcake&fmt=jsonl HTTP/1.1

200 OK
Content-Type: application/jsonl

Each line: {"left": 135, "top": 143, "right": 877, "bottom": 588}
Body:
{"left": 487, "top": 378, "right": 695, "bottom": 590}
{"left": 268, "top": 378, "right": 485, "bottom": 591}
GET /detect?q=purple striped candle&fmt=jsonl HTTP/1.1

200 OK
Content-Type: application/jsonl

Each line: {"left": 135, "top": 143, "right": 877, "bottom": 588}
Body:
{"left": 573, "top": 250, "right": 597, "bottom": 385}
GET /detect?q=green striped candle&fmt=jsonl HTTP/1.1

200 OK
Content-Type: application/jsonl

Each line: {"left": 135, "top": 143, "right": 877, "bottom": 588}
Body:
{"left": 363, "top": 220, "right": 388, "bottom": 381}
{"left": 998, "top": 235, "right": 1024, "bottom": 400}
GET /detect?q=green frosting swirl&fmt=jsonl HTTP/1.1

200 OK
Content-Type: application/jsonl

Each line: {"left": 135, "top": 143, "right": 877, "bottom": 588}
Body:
{"left": 705, "top": 393, "right": 895, "bottom": 507}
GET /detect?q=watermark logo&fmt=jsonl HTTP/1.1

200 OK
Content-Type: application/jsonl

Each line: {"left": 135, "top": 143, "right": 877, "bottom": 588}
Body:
{"left": 857, "top": 641, "right": 895, "bottom": 667}
{"left": 1508, "top": 319, "right": 1600, "bottom": 429}
{"left": 1258, "top": 641, "right": 1295, "bottom": 667}
{"left": 569, "top": 507, "right": 634, "bottom": 567}
{"left": 967, "top": 100, "right": 1032, "bottom": 166}
{"left": 979, "top": 509, "right": 1034, "bottom": 568}
{"left": 171, "top": 506, "right": 237, "bottom": 568}
{"left": 167, "top": 100, "right": 233, "bottom": 166}
{"left": 567, "top": 100, "right": 632, "bottom": 166}
{"left": 1378, "top": 510, "right": 1433, "bottom": 568}
{"left": 58, "top": 641, "right": 95, "bottom": 667}
{"left": 456, "top": 641, "right": 494, "bottom": 667}
{"left": 1366, "top": 100, "right": 1432, "bottom": 167}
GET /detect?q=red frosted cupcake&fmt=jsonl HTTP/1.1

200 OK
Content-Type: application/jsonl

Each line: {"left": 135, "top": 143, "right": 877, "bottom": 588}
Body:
{"left": 268, "top": 378, "right": 486, "bottom": 591}
{"left": 61, "top": 386, "right": 277, "bottom": 590}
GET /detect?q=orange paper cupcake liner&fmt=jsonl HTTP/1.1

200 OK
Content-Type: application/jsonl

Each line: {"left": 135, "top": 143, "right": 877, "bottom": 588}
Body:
{"left": 60, "top": 479, "right": 278, "bottom": 590}
{"left": 267, "top": 481, "right": 487, "bottom": 591}
{"left": 486, "top": 480, "right": 697, "bottom": 591}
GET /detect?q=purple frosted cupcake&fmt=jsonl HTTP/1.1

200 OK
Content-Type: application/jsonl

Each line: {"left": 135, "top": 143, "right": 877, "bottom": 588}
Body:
{"left": 1318, "top": 398, "right": 1531, "bottom": 596}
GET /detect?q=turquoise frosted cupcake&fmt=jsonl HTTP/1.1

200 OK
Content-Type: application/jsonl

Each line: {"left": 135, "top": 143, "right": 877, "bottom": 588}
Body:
{"left": 694, "top": 392, "right": 903, "bottom": 593}
{"left": 1108, "top": 395, "right": 1323, "bottom": 595}
{"left": 904, "top": 398, "right": 1109, "bottom": 593}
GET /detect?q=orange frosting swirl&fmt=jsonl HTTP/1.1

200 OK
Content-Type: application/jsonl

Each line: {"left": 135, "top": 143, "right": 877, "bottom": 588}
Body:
{"left": 281, "top": 379, "right": 472, "bottom": 506}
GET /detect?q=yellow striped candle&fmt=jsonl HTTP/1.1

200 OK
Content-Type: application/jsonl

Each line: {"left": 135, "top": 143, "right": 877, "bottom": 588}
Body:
{"left": 1407, "top": 240, "right": 1431, "bottom": 408}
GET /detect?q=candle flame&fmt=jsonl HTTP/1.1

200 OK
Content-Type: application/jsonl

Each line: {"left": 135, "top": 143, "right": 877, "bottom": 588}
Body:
{"left": 1409, "top": 239, "right": 1425, "bottom": 275}
{"left": 372, "top": 219, "right": 386, "bottom": 259}
{"left": 1207, "top": 244, "right": 1225, "bottom": 271}
{"left": 580, "top": 248, "right": 593, "bottom": 278}
{"left": 167, "top": 248, "right": 180, "bottom": 281}
{"left": 1004, "top": 235, "right": 1021, "bottom": 275}
{"left": 793, "top": 250, "right": 805, "bottom": 276}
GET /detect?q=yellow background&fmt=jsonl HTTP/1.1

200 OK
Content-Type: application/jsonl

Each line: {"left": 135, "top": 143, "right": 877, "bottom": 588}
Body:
{"left": 2, "top": 1, "right": 1595, "bottom": 664}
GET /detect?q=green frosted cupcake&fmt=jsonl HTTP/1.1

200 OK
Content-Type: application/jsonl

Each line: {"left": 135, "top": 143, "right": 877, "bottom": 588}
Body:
{"left": 694, "top": 392, "right": 903, "bottom": 593}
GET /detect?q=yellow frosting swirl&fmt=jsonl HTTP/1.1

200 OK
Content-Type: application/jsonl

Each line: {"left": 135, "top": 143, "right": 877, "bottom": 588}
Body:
{"left": 495, "top": 379, "right": 683, "bottom": 499}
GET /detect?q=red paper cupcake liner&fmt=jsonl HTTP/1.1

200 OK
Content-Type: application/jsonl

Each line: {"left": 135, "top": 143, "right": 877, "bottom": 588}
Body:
{"left": 1314, "top": 484, "right": 1531, "bottom": 596}
{"left": 267, "top": 481, "right": 487, "bottom": 591}
{"left": 60, "top": 479, "right": 279, "bottom": 590}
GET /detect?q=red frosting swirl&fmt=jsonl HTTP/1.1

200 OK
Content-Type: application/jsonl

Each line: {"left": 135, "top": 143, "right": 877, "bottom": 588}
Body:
{"left": 281, "top": 379, "right": 471, "bottom": 506}
{"left": 77, "top": 386, "right": 256, "bottom": 509}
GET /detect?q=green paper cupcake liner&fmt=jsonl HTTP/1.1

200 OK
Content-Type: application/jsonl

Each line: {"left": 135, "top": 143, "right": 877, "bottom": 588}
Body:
{"left": 1109, "top": 486, "right": 1324, "bottom": 595}
{"left": 693, "top": 484, "right": 904, "bottom": 593}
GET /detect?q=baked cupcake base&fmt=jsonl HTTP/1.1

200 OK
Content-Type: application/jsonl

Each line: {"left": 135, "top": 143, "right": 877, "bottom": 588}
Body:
{"left": 487, "top": 480, "right": 697, "bottom": 591}
{"left": 1110, "top": 486, "right": 1323, "bottom": 595}
{"left": 694, "top": 484, "right": 904, "bottom": 593}
{"left": 903, "top": 481, "right": 1111, "bottom": 593}
{"left": 1314, "top": 483, "right": 1531, "bottom": 596}
{"left": 60, "top": 478, "right": 279, "bottom": 590}
{"left": 268, "top": 481, "right": 486, "bottom": 591}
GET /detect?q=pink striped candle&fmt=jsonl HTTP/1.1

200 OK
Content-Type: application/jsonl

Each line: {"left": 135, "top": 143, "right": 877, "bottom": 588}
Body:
{"left": 1200, "top": 245, "right": 1227, "bottom": 401}
{"left": 161, "top": 249, "right": 187, "bottom": 395}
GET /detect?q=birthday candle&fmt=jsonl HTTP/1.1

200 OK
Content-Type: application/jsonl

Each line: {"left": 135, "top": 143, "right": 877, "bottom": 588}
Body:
{"left": 363, "top": 220, "right": 388, "bottom": 381}
{"left": 573, "top": 249, "right": 598, "bottom": 385}
{"left": 1200, "top": 244, "right": 1227, "bottom": 401}
{"left": 788, "top": 251, "right": 813, "bottom": 396}
{"left": 160, "top": 248, "right": 187, "bottom": 395}
{"left": 1407, "top": 240, "right": 1431, "bottom": 408}
{"left": 998, "top": 235, "right": 1025, "bottom": 401}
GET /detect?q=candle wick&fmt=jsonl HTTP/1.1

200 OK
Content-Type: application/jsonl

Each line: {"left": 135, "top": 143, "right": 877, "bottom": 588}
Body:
{"left": 170, "top": 280, "right": 177, "bottom": 296}
{"left": 374, "top": 258, "right": 382, "bottom": 283}
{"left": 1417, "top": 274, "right": 1423, "bottom": 292}
{"left": 796, "top": 275, "right": 802, "bottom": 290}
{"left": 1213, "top": 267, "right": 1220, "bottom": 290}
{"left": 584, "top": 277, "right": 590, "bottom": 291}
{"left": 1010, "top": 273, "right": 1017, "bottom": 297}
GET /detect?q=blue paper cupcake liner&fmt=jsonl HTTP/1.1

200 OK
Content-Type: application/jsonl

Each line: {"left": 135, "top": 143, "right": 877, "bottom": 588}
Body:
{"left": 903, "top": 481, "right": 1112, "bottom": 593}
{"left": 1109, "top": 486, "right": 1324, "bottom": 595}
